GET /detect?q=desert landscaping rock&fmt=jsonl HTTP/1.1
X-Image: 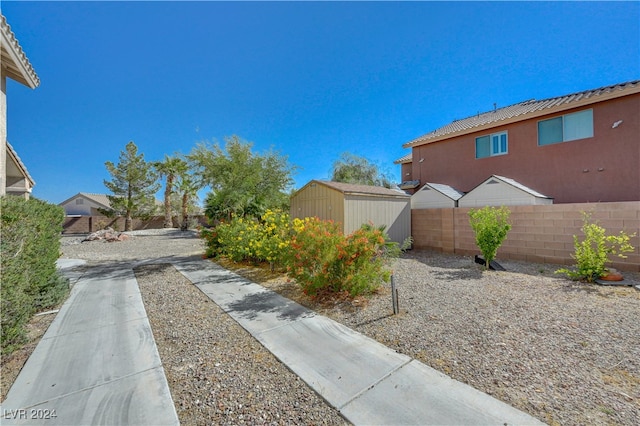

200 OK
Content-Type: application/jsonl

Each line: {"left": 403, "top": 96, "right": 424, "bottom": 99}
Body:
{"left": 135, "top": 263, "right": 347, "bottom": 425}
{"left": 12, "top": 229, "right": 636, "bottom": 426}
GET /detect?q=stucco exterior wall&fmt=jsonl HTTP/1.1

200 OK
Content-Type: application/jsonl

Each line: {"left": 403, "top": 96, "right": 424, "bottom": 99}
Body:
{"left": 412, "top": 201, "right": 640, "bottom": 271}
{"left": 1, "top": 75, "right": 7, "bottom": 196}
{"left": 409, "top": 94, "right": 640, "bottom": 203}
{"left": 61, "top": 197, "right": 108, "bottom": 216}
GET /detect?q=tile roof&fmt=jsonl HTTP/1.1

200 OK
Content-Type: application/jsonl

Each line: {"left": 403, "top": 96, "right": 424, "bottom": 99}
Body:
{"left": 312, "top": 180, "right": 409, "bottom": 198}
{"left": 404, "top": 80, "right": 640, "bottom": 148}
{"left": 1, "top": 14, "right": 40, "bottom": 88}
{"left": 60, "top": 192, "right": 165, "bottom": 209}
{"left": 393, "top": 153, "right": 413, "bottom": 164}
{"left": 59, "top": 193, "right": 113, "bottom": 209}
{"left": 79, "top": 193, "right": 113, "bottom": 208}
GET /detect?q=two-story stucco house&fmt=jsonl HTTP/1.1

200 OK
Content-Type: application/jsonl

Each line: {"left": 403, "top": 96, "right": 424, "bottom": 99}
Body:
{"left": 1, "top": 14, "right": 39, "bottom": 199}
{"left": 396, "top": 80, "right": 640, "bottom": 204}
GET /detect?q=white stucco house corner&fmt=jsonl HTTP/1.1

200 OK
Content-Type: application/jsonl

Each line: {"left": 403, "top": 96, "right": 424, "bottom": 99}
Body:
{"left": 1, "top": 13, "right": 40, "bottom": 199}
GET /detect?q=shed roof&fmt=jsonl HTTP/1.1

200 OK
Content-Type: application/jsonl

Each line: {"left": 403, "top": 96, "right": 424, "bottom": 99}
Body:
{"left": 471, "top": 175, "right": 552, "bottom": 199}
{"left": 1, "top": 14, "right": 40, "bottom": 88}
{"left": 404, "top": 80, "right": 640, "bottom": 149}
{"left": 422, "top": 183, "right": 464, "bottom": 201}
{"left": 309, "top": 180, "right": 410, "bottom": 198}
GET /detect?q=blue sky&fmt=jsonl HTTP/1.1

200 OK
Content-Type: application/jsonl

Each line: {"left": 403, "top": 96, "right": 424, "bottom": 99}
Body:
{"left": 3, "top": 1, "right": 639, "bottom": 205}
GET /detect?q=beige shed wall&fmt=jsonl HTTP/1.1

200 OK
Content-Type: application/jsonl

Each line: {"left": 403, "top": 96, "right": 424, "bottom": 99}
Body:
{"left": 458, "top": 181, "right": 552, "bottom": 207}
{"left": 411, "top": 187, "right": 457, "bottom": 209}
{"left": 344, "top": 195, "right": 411, "bottom": 244}
{"left": 290, "top": 183, "right": 345, "bottom": 231}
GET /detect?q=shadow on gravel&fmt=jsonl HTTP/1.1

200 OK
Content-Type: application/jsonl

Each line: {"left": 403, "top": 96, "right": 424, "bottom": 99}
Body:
{"left": 355, "top": 313, "right": 395, "bottom": 327}
{"left": 227, "top": 291, "right": 313, "bottom": 322}
{"left": 428, "top": 268, "right": 484, "bottom": 281}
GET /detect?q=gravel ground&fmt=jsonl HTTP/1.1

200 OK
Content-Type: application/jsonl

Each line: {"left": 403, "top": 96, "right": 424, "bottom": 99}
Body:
{"left": 59, "top": 230, "right": 348, "bottom": 425}
{"left": 23, "top": 230, "right": 640, "bottom": 425}
{"left": 306, "top": 252, "right": 640, "bottom": 426}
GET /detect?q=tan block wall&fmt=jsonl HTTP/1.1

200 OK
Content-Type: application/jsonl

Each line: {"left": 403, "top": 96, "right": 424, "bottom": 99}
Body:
{"left": 413, "top": 202, "right": 640, "bottom": 272}
{"left": 63, "top": 215, "right": 208, "bottom": 234}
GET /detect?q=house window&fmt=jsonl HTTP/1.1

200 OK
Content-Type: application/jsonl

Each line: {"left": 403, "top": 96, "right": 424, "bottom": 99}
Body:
{"left": 538, "top": 109, "right": 593, "bottom": 146}
{"left": 76, "top": 199, "right": 84, "bottom": 205}
{"left": 476, "top": 131, "right": 507, "bottom": 159}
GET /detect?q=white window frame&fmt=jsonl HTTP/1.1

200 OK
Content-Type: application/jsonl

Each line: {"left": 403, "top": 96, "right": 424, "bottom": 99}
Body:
{"left": 476, "top": 131, "right": 508, "bottom": 159}
{"left": 538, "top": 108, "right": 593, "bottom": 146}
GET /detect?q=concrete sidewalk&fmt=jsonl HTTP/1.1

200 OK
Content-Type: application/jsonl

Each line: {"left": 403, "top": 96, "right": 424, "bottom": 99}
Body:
{"left": 174, "top": 256, "right": 545, "bottom": 425}
{"left": 1, "top": 263, "right": 179, "bottom": 426}
{"left": 3, "top": 256, "right": 544, "bottom": 425}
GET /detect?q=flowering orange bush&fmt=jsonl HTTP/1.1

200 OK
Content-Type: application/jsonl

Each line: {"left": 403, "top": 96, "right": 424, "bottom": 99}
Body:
{"left": 286, "top": 218, "right": 392, "bottom": 296}
{"left": 203, "top": 213, "right": 398, "bottom": 297}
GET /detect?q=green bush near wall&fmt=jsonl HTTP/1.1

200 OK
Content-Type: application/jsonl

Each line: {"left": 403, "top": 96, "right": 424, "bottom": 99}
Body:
{"left": 1, "top": 196, "right": 69, "bottom": 355}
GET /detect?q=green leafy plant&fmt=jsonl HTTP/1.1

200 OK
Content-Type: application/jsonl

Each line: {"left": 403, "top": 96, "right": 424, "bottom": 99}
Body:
{"left": 556, "top": 212, "right": 635, "bottom": 282}
{"left": 201, "top": 209, "right": 291, "bottom": 269}
{"left": 1, "top": 196, "right": 69, "bottom": 355}
{"left": 468, "top": 206, "right": 512, "bottom": 270}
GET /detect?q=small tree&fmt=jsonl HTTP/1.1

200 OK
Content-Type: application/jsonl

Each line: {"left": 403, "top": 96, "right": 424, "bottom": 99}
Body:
{"left": 153, "top": 154, "right": 188, "bottom": 228}
{"left": 190, "top": 135, "right": 295, "bottom": 221}
{"left": 331, "top": 152, "right": 392, "bottom": 188}
{"left": 104, "top": 141, "right": 160, "bottom": 231}
{"left": 468, "top": 206, "right": 512, "bottom": 270}
{"left": 556, "top": 212, "right": 635, "bottom": 282}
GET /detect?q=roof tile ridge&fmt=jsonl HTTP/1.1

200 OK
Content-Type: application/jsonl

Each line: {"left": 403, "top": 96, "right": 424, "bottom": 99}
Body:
{"left": 1, "top": 14, "right": 40, "bottom": 87}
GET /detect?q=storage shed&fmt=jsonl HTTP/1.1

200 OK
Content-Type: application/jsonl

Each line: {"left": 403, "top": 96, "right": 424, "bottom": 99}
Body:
{"left": 290, "top": 180, "right": 411, "bottom": 244}
{"left": 411, "top": 183, "right": 464, "bottom": 209}
{"left": 458, "top": 175, "right": 553, "bottom": 207}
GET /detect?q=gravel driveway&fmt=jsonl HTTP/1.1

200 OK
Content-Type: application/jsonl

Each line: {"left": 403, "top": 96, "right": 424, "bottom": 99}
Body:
{"left": 60, "top": 229, "right": 640, "bottom": 426}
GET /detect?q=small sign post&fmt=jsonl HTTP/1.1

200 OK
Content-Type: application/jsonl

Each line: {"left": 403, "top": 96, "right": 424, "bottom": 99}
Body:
{"left": 391, "top": 274, "right": 399, "bottom": 315}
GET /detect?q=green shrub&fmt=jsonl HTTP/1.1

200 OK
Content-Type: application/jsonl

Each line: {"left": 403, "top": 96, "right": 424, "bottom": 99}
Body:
{"left": 1, "top": 196, "right": 68, "bottom": 355}
{"left": 468, "top": 206, "right": 512, "bottom": 270}
{"left": 201, "top": 212, "right": 401, "bottom": 297}
{"left": 201, "top": 209, "right": 291, "bottom": 269}
{"left": 556, "top": 212, "right": 635, "bottom": 282}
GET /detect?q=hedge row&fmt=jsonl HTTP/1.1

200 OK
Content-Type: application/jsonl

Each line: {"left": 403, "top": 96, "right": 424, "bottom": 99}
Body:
{"left": 1, "top": 196, "right": 69, "bottom": 355}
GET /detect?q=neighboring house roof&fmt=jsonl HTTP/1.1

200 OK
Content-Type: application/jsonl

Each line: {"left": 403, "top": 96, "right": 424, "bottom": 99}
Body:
{"left": 310, "top": 180, "right": 410, "bottom": 198}
{"left": 473, "top": 175, "right": 552, "bottom": 199}
{"left": 59, "top": 193, "right": 112, "bottom": 210}
{"left": 404, "top": 80, "right": 640, "bottom": 149}
{"left": 1, "top": 14, "right": 40, "bottom": 88}
{"left": 5, "top": 141, "right": 35, "bottom": 187}
{"left": 59, "top": 192, "right": 164, "bottom": 210}
{"left": 423, "top": 183, "right": 464, "bottom": 201}
{"left": 393, "top": 153, "right": 413, "bottom": 164}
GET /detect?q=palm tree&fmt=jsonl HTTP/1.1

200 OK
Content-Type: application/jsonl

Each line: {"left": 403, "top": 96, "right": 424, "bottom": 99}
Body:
{"left": 175, "top": 170, "right": 201, "bottom": 230}
{"left": 153, "top": 155, "right": 188, "bottom": 228}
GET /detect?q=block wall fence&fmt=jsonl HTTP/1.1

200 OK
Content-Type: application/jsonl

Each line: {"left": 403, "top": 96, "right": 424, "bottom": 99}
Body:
{"left": 411, "top": 201, "right": 640, "bottom": 272}
{"left": 62, "top": 215, "right": 208, "bottom": 234}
